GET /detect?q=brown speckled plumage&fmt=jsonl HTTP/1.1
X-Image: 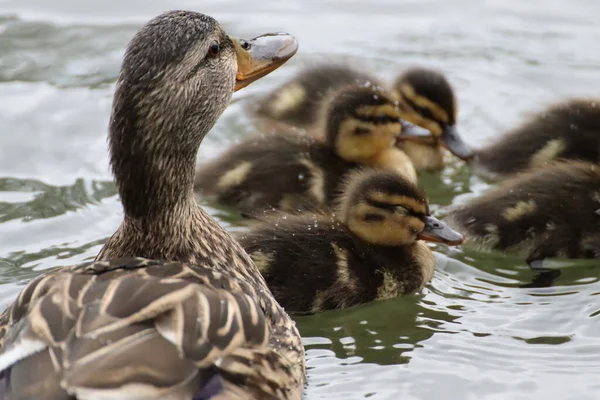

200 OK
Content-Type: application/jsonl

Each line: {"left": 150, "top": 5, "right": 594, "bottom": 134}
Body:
{"left": 472, "top": 99, "right": 600, "bottom": 180}
{"left": 0, "top": 11, "right": 303, "bottom": 400}
{"left": 445, "top": 161, "right": 600, "bottom": 263}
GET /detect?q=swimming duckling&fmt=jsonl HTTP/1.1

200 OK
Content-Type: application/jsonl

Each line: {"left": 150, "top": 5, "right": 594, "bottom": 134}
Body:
{"left": 253, "top": 64, "right": 380, "bottom": 129}
{"left": 238, "top": 169, "right": 464, "bottom": 313}
{"left": 195, "top": 84, "right": 419, "bottom": 216}
{"left": 0, "top": 11, "right": 305, "bottom": 399}
{"left": 444, "top": 161, "right": 600, "bottom": 265}
{"left": 252, "top": 63, "right": 473, "bottom": 169}
{"left": 392, "top": 67, "right": 474, "bottom": 169}
{"left": 471, "top": 99, "right": 600, "bottom": 180}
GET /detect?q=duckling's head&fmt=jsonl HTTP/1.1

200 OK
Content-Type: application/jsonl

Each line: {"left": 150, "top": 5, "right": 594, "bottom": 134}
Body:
{"left": 109, "top": 11, "right": 297, "bottom": 217}
{"left": 392, "top": 67, "right": 474, "bottom": 161}
{"left": 323, "top": 85, "right": 404, "bottom": 164}
{"left": 336, "top": 170, "right": 464, "bottom": 247}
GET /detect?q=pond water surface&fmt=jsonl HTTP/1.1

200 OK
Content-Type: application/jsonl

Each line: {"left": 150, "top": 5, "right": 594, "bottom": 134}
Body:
{"left": 1, "top": 0, "right": 600, "bottom": 399}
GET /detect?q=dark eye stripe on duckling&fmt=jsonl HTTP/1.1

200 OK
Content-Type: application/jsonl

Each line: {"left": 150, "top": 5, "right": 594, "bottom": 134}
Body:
{"left": 399, "top": 96, "right": 437, "bottom": 122}
{"left": 353, "top": 104, "right": 401, "bottom": 124}
{"left": 364, "top": 197, "right": 426, "bottom": 218}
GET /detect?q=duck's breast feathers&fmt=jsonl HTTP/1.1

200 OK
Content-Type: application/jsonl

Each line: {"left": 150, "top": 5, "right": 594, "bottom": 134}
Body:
{"left": 0, "top": 258, "right": 297, "bottom": 399}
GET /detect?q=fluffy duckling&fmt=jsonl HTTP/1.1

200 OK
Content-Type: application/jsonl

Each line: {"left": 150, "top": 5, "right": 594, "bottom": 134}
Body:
{"left": 238, "top": 169, "right": 464, "bottom": 313}
{"left": 471, "top": 99, "right": 600, "bottom": 180}
{"left": 444, "top": 161, "right": 600, "bottom": 265}
{"left": 195, "top": 84, "right": 419, "bottom": 215}
{"left": 252, "top": 64, "right": 474, "bottom": 169}
{"left": 253, "top": 64, "right": 380, "bottom": 129}
{"left": 392, "top": 67, "right": 474, "bottom": 169}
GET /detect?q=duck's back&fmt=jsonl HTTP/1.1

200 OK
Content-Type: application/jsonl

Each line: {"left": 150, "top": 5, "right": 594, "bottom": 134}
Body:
{"left": 474, "top": 100, "right": 600, "bottom": 179}
{"left": 252, "top": 65, "right": 377, "bottom": 128}
{"left": 446, "top": 161, "right": 600, "bottom": 261}
{"left": 194, "top": 133, "right": 356, "bottom": 215}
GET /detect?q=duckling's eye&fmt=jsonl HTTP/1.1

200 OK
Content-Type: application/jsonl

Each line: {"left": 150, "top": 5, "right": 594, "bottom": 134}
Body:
{"left": 395, "top": 206, "right": 408, "bottom": 215}
{"left": 354, "top": 127, "right": 371, "bottom": 135}
{"left": 208, "top": 41, "right": 220, "bottom": 58}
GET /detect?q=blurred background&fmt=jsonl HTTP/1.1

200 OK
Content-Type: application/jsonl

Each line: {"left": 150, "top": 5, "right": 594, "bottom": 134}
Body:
{"left": 1, "top": 0, "right": 600, "bottom": 398}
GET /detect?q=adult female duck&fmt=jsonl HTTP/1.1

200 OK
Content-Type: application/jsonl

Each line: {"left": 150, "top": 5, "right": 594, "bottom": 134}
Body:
{"left": 0, "top": 11, "right": 303, "bottom": 400}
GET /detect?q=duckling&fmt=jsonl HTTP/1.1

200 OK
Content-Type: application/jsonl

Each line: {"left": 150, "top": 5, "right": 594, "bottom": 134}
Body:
{"left": 0, "top": 11, "right": 305, "bottom": 399}
{"left": 237, "top": 169, "right": 464, "bottom": 313}
{"left": 252, "top": 63, "right": 474, "bottom": 169}
{"left": 392, "top": 67, "right": 474, "bottom": 169}
{"left": 471, "top": 99, "right": 600, "bottom": 180}
{"left": 253, "top": 63, "right": 381, "bottom": 129}
{"left": 444, "top": 161, "right": 600, "bottom": 265}
{"left": 195, "top": 84, "right": 419, "bottom": 216}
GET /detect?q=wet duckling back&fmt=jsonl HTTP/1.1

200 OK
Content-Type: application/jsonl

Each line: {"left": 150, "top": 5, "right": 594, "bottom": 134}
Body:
{"left": 238, "top": 170, "right": 464, "bottom": 313}
{"left": 195, "top": 85, "right": 417, "bottom": 215}
{"left": 472, "top": 99, "right": 600, "bottom": 180}
{"left": 392, "top": 67, "right": 474, "bottom": 168}
{"left": 444, "top": 161, "right": 600, "bottom": 264}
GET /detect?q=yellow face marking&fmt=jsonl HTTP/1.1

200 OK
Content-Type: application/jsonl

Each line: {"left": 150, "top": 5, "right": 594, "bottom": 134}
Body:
{"left": 268, "top": 83, "right": 306, "bottom": 116}
{"left": 216, "top": 161, "right": 253, "bottom": 190}
{"left": 298, "top": 158, "right": 326, "bottom": 204}
{"left": 502, "top": 200, "right": 537, "bottom": 222}
{"left": 368, "top": 192, "right": 427, "bottom": 215}
{"left": 250, "top": 251, "right": 274, "bottom": 273}
{"left": 355, "top": 104, "right": 402, "bottom": 119}
{"left": 399, "top": 84, "right": 451, "bottom": 123}
{"left": 413, "top": 241, "right": 436, "bottom": 284}
{"left": 335, "top": 118, "right": 400, "bottom": 163}
{"left": 332, "top": 243, "right": 359, "bottom": 291}
{"left": 347, "top": 201, "right": 425, "bottom": 246}
{"left": 369, "top": 148, "right": 417, "bottom": 183}
{"left": 376, "top": 270, "right": 403, "bottom": 299}
{"left": 529, "top": 139, "right": 567, "bottom": 168}
{"left": 398, "top": 141, "right": 446, "bottom": 171}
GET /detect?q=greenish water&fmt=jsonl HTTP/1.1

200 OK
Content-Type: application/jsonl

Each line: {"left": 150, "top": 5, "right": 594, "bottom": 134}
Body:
{"left": 1, "top": 1, "right": 600, "bottom": 398}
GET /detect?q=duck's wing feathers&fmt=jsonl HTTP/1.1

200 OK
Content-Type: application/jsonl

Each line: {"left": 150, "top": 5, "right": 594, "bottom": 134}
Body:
{"left": 0, "top": 258, "right": 294, "bottom": 400}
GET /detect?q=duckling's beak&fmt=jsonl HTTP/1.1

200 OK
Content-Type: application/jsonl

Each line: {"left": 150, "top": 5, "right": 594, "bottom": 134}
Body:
{"left": 440, "top": 125, "right": 474, "bottom": 161}
{"left": 397, "top": 120, "right": 433, "bottom": 140}
{"left": 418, "top": 215, "right": 464, "bottom": 246}
{"left": 233, "top": 33, "right": 299, "bottom": 92}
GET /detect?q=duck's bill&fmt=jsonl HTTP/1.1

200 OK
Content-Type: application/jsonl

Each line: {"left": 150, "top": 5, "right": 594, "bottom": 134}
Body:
{"left": 233, "top": 33, "right": 299, "bottom": 92}
{"left": 397, "top": 120, "right": 433, "bottom": 141}
{"left": 440, "top": 125, "right": 474, "bottom": 161}
{"left": 417, "top": 215, "right": 464, "bottom": 246}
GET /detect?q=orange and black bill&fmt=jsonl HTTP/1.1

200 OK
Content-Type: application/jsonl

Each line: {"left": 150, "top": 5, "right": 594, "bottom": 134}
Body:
{"left": 233, "top": 33, "right": 298, "bottom": 91}
{"left": 417, "top": 215, "right": 464, "bottom": 246}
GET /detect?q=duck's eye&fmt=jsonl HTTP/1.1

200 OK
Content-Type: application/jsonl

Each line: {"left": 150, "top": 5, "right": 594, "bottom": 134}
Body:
{"left": 395, "top": 206, "right": 408, "bottom": 215}
{"left": 208, "top": 41, "right": 220, "bottom": 58}
{"left": 240, "top": 40, "right": 251, "bottom": 51}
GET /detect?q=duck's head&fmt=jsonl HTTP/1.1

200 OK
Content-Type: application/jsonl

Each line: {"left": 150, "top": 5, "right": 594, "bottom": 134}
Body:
{"left": 336, "top": 170, "right": 464, "bottom": 247}
{"left": 392, "top": 67, "right": 474, "bottom": 161}
{"left": 108, "top": 11, "right": 297, "bottom": 217}
{"left": 323, "top": 85, "right": 418, "bottom": 164}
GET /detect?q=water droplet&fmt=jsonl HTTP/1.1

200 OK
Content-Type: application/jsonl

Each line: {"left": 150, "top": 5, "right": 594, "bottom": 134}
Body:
{"left": 314, "top": 221, "right": 318, "bottom": 228}
{"left": 570, "top": 123, "right": 578, "bottom": 130}
{"left": 298, "top": 173, "right": 305, "bottom": 180}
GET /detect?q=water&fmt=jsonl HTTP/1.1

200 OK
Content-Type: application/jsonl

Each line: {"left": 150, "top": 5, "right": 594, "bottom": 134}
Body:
{"left": 1, "top": 0, "right": 600, "bottom": 398}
